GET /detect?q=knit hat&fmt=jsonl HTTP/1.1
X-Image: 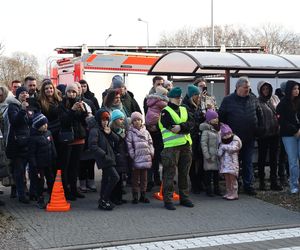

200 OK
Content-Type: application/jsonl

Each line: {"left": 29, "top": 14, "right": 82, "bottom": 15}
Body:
{"left": 111, "top": 109, "right": 125, "bottom": 122}
{"left": 205, "top": 109, "right": 218, "bottom": 122}
{"left": 16, "top": 86, "right": 28, "bottom": 100}
{"left": 131, "top": 111, "right": 143, "bottom": 122}
{"left": 221, "top": 124, "right": 233, "bottom": 138}
{"left": 112, "top": 75, "right": 125, "bottom": 89}
{"left": 167, "top": 86, "right": 182, "bottom": 98}
{"left": 155, "top": 86, "right": 168, "bottom": 96}
{"left": 65, "top": 83, "right": 79, "bottom": 94}
{"left": 32, "top": 113, "right": 48, "bottom": 129}
{"left": 95, "top": 108, "right": 110, "bottom": 123}
{"left": 56, "top": 84, "right": 66, "bottom": 95}
{"left": 187, "top": 84, "right": 200, "bottom": 98}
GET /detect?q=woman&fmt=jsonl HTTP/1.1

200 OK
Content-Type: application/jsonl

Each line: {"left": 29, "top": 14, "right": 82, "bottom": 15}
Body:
{"left": 276, "top": 80, "right": 300, "bottom": 194}
{"left": 59, "top": 83, "right": 88, "bottom": 200}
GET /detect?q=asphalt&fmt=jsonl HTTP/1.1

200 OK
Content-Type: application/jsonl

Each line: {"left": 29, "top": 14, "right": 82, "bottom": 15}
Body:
{"left": 0, "top": 176, "right": 299, "bottom": 250}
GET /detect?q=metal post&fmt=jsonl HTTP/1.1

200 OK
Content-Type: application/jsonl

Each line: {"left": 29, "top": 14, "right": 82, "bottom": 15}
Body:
{"left": 211, "top": 0, "right": 214, "bottom": 46}
{"left": 138, "top": 18, "right": 149, "bottom": 47}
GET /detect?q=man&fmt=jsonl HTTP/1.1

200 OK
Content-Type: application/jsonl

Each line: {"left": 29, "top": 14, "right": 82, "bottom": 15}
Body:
{"left": 182, "top": 84, "right": 205, "bottom": 194}
{"left": 194, "top": 78, "right": 218, "bottom": 112}
{"left": 79, "top": 79, "right": 100, "bottom": 110}
{"left": 143, "top": 76, "right": 165, "bottom": 114}
{"left": 24, "top": 76, "right": 38, "bottom": 98}
{"left": 159, "top": 86, "right": 194, "bottom": 210}
{"left": 218, "top": 76, "right": 262, "bottom": 195}
{"left": 10, "top": 80, "right": 21, "bottom": 96}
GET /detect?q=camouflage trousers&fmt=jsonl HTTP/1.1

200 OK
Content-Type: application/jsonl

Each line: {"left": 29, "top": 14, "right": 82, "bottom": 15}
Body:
{"left": 161, "top": 144, "right": 192, "bottom": 203}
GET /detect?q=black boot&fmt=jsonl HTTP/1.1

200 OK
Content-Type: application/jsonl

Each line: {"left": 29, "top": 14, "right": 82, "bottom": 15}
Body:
{"left": 270, "top": 181, "right": 283, "bottom": 191}
{"left": 10, "top": 185, "right": 17, "bottom": 198}
{"left": 139, "top": 192, "right": 150, "bottom": 203}
{"left": 132, "top": 192, "right": 139, "bottom": 204}
{"left": 259, "top": 180, "right": 266, "bottom": 191}
{"left": 206, "top": 185, "right": 214, "bottom": 197}
{"left": 214, "top": 185, "right": 222, "bottom": 196}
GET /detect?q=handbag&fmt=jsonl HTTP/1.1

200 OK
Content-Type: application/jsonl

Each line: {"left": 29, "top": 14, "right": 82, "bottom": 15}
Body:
{"left": 59, "top": 127, "right": 74, "bottom": 143}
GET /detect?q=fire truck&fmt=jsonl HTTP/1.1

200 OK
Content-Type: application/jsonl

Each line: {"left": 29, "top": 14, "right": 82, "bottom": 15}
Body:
{"left": 50, "top": 47, "right": 161, "bottom": 108}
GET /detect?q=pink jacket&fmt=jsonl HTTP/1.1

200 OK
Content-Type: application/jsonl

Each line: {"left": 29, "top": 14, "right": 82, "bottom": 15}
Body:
{"left": 126, "top": 125, "right": 154, "bottom": 169}
{"left": 218, "top": 135, "right": 242, "bottom": 177}
{"left": 145, "top": 94, "right": 168, "bottom": 126}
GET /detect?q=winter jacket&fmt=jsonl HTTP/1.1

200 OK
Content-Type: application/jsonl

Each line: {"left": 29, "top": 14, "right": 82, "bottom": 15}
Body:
{"left": 83, "top": 84, "right": 100, "bottom": 110}
{"left": 276, "top": 80, "right": 300, "bottom": 137}
{"left": 6, "top": 100, "right": 30, "bottom": 159}
{"left": 145, "top": 94, "right": 168, "bottom": 130}
{"left": 257, "top": 81, "right": 280, "bottom": 137}
{"left": 218, "top": 91, "right": 263, "bottom": 142}
{"left": 28, "top": 129, "right": 57, "bottom": 169}
{"left": 87, "top": 115, "right": 119, "bottom": 169}
{"left": 126, "top": 125, "right": 154, "bottom": 169}
{"left": 39, "top": 100, "right": 61, "bottom": 136}
{"left": 200, "top": 122, "right": 220, "bottom": 171}
{"left": 218, "top": 135, "right": 242, "bottom": 177}
{"left": 121, "top": 91, "right": 141, "bottom": 117}
{"left": 59, "top": 97, "right": 87, "bottom": 141}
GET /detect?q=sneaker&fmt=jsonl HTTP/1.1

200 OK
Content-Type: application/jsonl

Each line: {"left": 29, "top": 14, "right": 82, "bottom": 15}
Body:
{"left": 226, "top": 195, "right": 239, "bottom": 200}
{"left": 19, "top": 196, "right": 30, "bottom": 204}
{"left": 164, "top": 202, "right": 176, "bottom": 210}
{"left": 291, "top": 188, "right": 299, "bottom": 194}
{"left": 244, "top": 188, "right": 257, "bottom": 196}
{"left": 98, "top": 199, "right": 114, "bottom": 210}
{"left": 179, "top": 199, "right": 194, "bottom": 208}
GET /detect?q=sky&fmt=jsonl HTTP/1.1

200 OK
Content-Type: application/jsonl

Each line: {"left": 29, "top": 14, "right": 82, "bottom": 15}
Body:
{"left": 1, "top": 0, "right": 300, "bottom": 74}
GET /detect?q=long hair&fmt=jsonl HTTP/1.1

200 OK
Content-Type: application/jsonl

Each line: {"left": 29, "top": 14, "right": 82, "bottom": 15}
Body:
{"left": 39, "top": 79, "right": 62, "bottom": 112}
{"left": 103, "top": 88, "right": 121, "bottom": 108}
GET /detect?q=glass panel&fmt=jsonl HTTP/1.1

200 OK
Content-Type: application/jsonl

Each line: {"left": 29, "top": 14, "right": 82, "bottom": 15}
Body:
{"left": 281, "top": 55, "right": 300, "bottom": 68}
{"left": 235, "top": 53, "right": 293, "bottom": 68}
{"left": 195, "top": 68, "right": 225, "bottom": 74}
{"left": 151, "top": 52, "right": 198, "bottom": 73}
{"left": 189, "top": 52, "right": 248, "bottom": 67}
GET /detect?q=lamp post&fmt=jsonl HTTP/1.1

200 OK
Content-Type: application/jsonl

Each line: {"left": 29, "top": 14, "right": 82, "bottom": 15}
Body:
{"left": 138, "top": 18, "right": 149, "bottom": 47}
{"left": 105, "top": 34, "right": 112, "bottom": 46}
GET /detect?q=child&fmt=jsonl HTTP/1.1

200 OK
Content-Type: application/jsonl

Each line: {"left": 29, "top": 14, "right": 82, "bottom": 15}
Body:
{"left": 126, "top": 112, "right": 154, "bottom": 204}
{"left": 109, "top": 109, "right": 129, "bottom": 205}
{"left": 218, "top": 124, "right": 242, "bottom": 200}
{"left": 88, "top": 108, "right": 120, "bottom": 210}
{"left": 200, "top": 109, "right": 221, "bottom": 197}
{"left": 28, "top": 113, "right": 56, "bottom": 209}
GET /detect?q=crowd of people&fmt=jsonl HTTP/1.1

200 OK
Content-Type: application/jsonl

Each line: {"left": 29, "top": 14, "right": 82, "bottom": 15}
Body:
{"left": 0, "top": 74, "right": 299, "bottom": 211}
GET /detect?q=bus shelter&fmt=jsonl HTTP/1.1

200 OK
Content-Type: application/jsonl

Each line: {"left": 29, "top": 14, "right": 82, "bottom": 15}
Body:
{"left": 147, "top": 51, "right": 300, "bottom": 95}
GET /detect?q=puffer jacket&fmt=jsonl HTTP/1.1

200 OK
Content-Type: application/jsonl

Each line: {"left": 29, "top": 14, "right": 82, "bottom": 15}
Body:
{"left": 200, "top": 122, "right": 220, "bottom": 171}
{"left": 218, "top": 135, "right": 242, "bottom": 177}
{"left": 87, "top": 114, "right": 119, "bottom": 169}
{"left": 257, "top": 81, "right": 280, "bottom": 137}
{"left": 126, "top": 125, "right": 154, "bottom": 169}
{"left": 145, "top": 94, "right": 168, "bottom": 128}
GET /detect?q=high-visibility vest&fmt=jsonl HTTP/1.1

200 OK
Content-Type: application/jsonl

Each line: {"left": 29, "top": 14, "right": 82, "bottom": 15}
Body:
{"left": 158, "top": 106, "right": 192, "bottom": 148}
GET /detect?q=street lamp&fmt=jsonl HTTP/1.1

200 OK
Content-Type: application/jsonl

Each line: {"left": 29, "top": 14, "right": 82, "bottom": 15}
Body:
{"left": 105, "top": 34, "right": 112, "bottom": 46}
{"left": 138, "top": 18, "right": 149, "bottom": 47}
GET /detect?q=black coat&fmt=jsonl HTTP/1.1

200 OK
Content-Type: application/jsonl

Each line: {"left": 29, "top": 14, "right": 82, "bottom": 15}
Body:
{"left": 87, "top": 116, "right": 119, "bottom": 169}
{"left": 218, "top": 91, "right": 263, "bottom": 142}
{"left": 28, "top": 129, "right": 57, "bottom": 169}
{"left": 6, "top": 101, "right": 30, "bottom": 159}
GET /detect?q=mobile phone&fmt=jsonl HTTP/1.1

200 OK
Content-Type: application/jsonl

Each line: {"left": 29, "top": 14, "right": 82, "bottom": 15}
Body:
{"left": 202, "top": 86, "right": 207, "bottom": 92}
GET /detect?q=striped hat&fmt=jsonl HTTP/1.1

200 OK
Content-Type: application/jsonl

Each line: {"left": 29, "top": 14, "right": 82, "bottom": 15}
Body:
{"left": 32, "top": 113, "right": 48, "bottom": 129}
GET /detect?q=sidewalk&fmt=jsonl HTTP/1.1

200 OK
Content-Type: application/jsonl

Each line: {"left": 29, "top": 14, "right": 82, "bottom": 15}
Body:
{"left": 0, "top": 182, "right": 299, "bottom": 250}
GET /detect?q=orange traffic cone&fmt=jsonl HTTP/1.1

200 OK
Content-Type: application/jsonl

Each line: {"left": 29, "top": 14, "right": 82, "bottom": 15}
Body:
{"left": 153, "top": 182, "right": 180, "bottom": 201}
{"left": 46, "top": 170, "right": 71, "bottom": 212}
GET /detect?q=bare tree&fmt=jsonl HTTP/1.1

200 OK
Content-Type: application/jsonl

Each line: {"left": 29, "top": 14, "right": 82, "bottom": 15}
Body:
{"left": 0, "top": 42, "right": 4, "bottom": 56}
{"left": 0, "top": 52, "right": 40, "bottom": 87}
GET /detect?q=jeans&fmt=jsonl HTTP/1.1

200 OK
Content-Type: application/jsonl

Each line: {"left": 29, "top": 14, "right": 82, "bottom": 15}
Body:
{"left": 282, "top": 136, "right": 300, "bottom": 192}
{"left": 239, "top": 140, "right": 255, "bottom": 190}
{"left": 12, "top": 157, "right": 27, "bottom": 198}
{"left": 101, "top": 167, "right": 120, "bottom": 201}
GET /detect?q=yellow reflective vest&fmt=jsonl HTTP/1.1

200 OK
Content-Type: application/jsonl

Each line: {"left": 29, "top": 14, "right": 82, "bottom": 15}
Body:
{"left": 158, "top": 106, "right": 192, "bottom": 148}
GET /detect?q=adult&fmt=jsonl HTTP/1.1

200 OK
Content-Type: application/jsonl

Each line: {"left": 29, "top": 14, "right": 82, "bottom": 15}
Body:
{"left": 256, "top": 81, "right": 282, "bottom": 191}
{"left": 143, "top": 76, "right": 165, "bottom": 114}
{"left": 24, "top": 76, "right": 38, "bottom": 98}
{"left": 10, "top": 80, "right": 21, "bottom": 96}
{"left": 163, "top": 80, "right": 173, "bottom": 91}
{"left": 6, "top": 87, "right": 31, "bottom": 203}
{"left": 218, "top": 76, "right": 263, "bottom": 195}
{"left": 159, "top": 87, "right": 194, "bottom": 210}
{"left": 276, "top": 80, "right": 300, "bottom": 194}
{"left": 59, "top": 83, "right": 88, "bottom": 200}
{"left": 182, "top": 84, "right": 205, "bottom": 194}
{"left": 79, "top": 79, "right": 100, "bottom": 110}
{"left": 194, "top": 78, "right": 218, "bottom": 112}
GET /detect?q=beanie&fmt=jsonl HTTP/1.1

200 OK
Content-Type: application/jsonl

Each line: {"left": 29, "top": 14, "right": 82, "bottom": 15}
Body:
{"left": 111, "top": 109, "right": 125, "bottom": 122}
{"left": 32, "top": 113, "right": 48, "bottom": 129}
{"left": 221, "top": 124, "right": 233, "bottom": 138}
{"left": 131, "top": 111, "right": 143, "bottom": 122}
{"left": 112, "top": 75, "right": 125, "bottom": 89}
{"left": 205, "top": 109, "right": 218, "bottom": 122}
{"left": 167, "top": 86, "right": 182, "bottom": 98}
{"left": 56, "top": 84, "right": 66, "bottom": 95}
{"left": 187, "top": 84, "right": 200, "bottom": 98}
{"left": 65, "top": 83, "right": 79, "bottom": 94}
{"left": 16, "top": 86, "right": 28, "bottom": 99}
{"left": 155, "top": 86, "right": 168, "bottom": 96}
{"left": 95, "top": 108, "right": 110, "bottom": 123}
